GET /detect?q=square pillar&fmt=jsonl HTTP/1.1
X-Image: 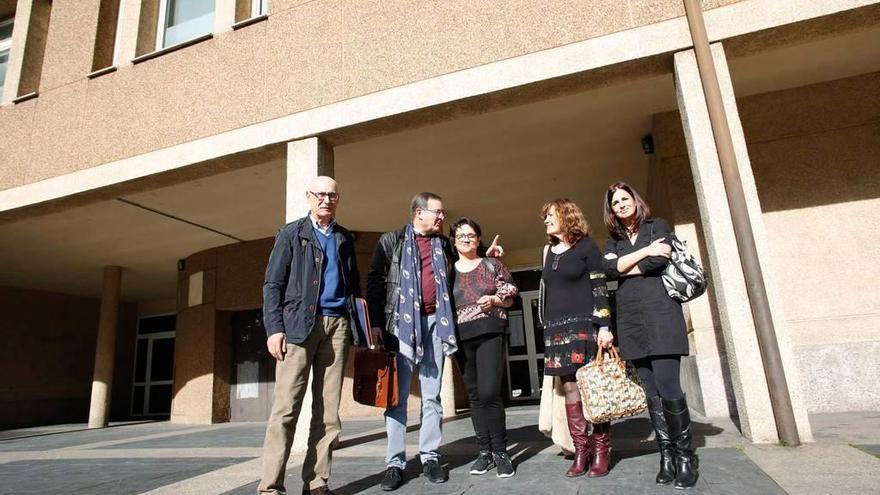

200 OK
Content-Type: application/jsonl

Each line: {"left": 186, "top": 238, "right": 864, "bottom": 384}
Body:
{"left": 673, "top": 43, "right": 812, "bottom": 443}
{"left": 214, "top": 0, "right": 236, "bottom": 34}
{"left": 2, "top": 0, "right": 32, "bottom": 104}
{"left": 286, "top": 137, "right": 334, "bottom": 223}
{"left": 113, "top": 0, "right": 142, "bottom": 67}
{"left": 286, "top": 137, "right": 334, "bottom": 453}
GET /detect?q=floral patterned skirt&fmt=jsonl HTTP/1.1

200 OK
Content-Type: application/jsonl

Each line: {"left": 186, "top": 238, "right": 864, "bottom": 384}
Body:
{"left": 543, "top": 319, "right": 599, "bottom": 377}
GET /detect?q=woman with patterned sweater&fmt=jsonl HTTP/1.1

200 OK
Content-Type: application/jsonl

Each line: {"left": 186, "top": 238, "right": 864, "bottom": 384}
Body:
{"left": 450, "top": 218, "right": 518, "bottom": 478}
{"left": 539, "top": 198, "right": 613, "bottom": 478}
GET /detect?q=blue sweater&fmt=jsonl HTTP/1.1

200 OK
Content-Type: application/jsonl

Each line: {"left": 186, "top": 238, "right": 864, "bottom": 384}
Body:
{"left": 315, "top": 228, "right": 347, "bottom": 316}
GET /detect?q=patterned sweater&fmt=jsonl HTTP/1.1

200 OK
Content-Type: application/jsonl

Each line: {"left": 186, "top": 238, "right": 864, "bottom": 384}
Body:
{"left": 452, "top": 258, "right": 518, "bottom": 326}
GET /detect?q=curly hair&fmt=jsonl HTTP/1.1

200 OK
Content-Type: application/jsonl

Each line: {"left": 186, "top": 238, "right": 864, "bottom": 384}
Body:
{"left": 603, "top": 182, "right": 652, "bottom": 240}
{"left": 541, "top": 198, "right": 590, "bottom": 245}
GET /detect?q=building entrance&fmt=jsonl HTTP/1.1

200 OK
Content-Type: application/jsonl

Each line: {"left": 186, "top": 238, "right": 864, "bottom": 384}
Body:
{"left": 230, "top": 310, "right": 275, "bottom": 421}
{"left": 506, "top": 290, "right": 544, "bottom": 401}
{"left": 132, "top": 315, "right": 175, "bottom": 417}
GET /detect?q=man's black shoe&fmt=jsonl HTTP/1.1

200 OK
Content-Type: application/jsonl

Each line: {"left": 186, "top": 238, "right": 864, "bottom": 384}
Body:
{"left": 422, "top": 459, "right": 448, "bottom": 483}
{"left": 380, "top": 466, "right": 404, "bottom": 491}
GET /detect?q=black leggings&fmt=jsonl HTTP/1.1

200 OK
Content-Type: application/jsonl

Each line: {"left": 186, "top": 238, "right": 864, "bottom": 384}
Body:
{"left": 455, "top": 333, "right": 507, "bottom": 452}
{"left": 633, "top": 355, "right": 684, "bottom": 400}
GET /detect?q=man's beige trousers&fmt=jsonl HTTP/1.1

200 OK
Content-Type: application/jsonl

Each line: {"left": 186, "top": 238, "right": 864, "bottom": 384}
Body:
{"left": 258, "top": 316, "right": 350, "bottom": 493}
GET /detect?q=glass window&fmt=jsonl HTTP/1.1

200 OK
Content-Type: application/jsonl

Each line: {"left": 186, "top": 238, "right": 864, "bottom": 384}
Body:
{"left": 158, "top": 0, "right": 214, "bottom": 49}
{"left": 0, "top": 19, "right": 13, "bottom": 100}
{"left": 252, "top": 0, "right": 267, "bottom": 16}
{"left": 148, "top": 384, "right": 173, "bottom": 414}
{"left": 150, "top": 337, "right": 175, "bottom": 382}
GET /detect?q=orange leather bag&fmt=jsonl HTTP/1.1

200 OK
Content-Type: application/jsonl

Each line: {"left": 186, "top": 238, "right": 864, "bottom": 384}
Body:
{"left": 351, "top": 298, "right": 399, "bottom": 408}
{"left": 352, "top": 347, "right": 399, "bottom": 408}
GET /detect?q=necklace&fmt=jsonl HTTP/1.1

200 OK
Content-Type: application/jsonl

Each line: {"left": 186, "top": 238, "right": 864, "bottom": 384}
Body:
{"left": 550, "top": 244, "right": 572, "bottom": 271}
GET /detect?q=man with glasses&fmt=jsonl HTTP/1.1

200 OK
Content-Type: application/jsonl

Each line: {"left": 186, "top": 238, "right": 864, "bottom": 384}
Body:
{"left": 366, "top": 192, "right": 502, "bottom": 491}
{"left": 259, "top": 176, "right": 362, "bottom": 495}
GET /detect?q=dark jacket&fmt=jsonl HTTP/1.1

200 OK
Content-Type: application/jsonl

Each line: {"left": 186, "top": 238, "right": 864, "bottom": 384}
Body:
{"left": 366, "top": 226, "right": 454, "bottom": 351}
{"left": 603, "top": 217, "right": 688, "bottom": 360}
{"left": 263, "top": 216, "right": 362, "bottom": 346}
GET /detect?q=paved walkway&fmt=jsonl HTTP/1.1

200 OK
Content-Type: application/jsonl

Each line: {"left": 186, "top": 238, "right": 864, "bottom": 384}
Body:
{"left": 0, "top": 406, "right": 878, "bottom": 494}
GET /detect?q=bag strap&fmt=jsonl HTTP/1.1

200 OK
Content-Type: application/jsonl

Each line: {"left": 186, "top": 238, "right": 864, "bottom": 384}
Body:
{"left": 482, "top": 257, "right": 497, "bottom": 277}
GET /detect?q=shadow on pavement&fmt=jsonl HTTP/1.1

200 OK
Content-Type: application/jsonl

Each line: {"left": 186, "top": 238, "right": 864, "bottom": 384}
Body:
{"left": 332, "top": 424, "right": 551, "bottom": 495}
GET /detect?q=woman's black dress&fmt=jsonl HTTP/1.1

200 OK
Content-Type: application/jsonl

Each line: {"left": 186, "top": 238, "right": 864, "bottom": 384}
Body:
{"left": 603, "top": 218, "right": 688, "bottom": 361}
{"left": 540, "top": 237, "right": 611, "bottom": 376}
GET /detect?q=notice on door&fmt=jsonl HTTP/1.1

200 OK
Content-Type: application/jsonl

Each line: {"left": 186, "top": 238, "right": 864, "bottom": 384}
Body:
{"left": 235, "top": 361, "right": 259, "bottom": 399}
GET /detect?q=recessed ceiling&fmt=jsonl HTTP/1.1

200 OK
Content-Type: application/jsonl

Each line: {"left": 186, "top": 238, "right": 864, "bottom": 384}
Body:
{"left": 1, "top": 23, "right": 878, "bottom": 302}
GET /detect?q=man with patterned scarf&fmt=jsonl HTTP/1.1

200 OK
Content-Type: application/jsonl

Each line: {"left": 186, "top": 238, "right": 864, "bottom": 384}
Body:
{"left": 367, "top": 192, "right": 502, "bottom": 491}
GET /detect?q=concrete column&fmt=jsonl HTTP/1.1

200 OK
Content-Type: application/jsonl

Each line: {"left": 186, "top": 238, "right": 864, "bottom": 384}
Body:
{"left": 213, "top": 0, "right": 236, "bottom": 33}
{"left": 286, "top": 137, "right": 334, "bottom": 223}
{"left": 88, "top": 266, "right": 123, "bottom": 428}
{"left": 113, "top": 0, "right": 142, "bottom": 66}
{"left": 440, "top": 357, "right": 456, "bottom": 418}
{"left": 673, "top": 43, "right": 812, "bottom": 443}
{"left": 287, "top": 137, "right": 333, "bottom": 453}
{"left": 1, "top": 0, "right": 32, "bottom": 104}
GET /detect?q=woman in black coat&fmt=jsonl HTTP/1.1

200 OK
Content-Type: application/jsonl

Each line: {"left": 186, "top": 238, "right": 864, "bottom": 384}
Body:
{"left": 601, "top": 182, "right": 698, "bottom": 489}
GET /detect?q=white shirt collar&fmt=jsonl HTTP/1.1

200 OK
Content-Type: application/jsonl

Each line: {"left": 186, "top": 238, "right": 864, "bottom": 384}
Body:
{"left": 311, "top": 216, "right": 336, "bottom": 235}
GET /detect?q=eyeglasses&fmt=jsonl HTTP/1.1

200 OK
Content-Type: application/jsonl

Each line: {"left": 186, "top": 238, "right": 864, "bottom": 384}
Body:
{"left": 309, "top": 191, "right": 339, "bottom": 202}
{"left": 423, "top": 207, "right": 446, "bottom": 217}
{"left": 455, "top": 233, "right": 478, "bottom": 241}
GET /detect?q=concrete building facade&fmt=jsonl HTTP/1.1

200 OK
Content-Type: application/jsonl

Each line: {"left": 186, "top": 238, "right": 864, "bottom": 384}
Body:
{"left": 1, "top": 0, "right": 878, "bottom": 445}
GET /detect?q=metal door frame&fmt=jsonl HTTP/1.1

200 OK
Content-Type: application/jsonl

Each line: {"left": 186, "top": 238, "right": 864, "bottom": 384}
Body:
{"left": 507, "top": 290, "right": 543, "bottom": 401}
{"left": 131, "top": 314, "right": 175, "bottom": 417}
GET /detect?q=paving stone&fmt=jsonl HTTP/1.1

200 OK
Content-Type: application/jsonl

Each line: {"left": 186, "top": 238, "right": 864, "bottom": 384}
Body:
{"left": 0, "top": 422, "right": 193, "bottom": 452}
{"left": 101, "top": 423, "right": 269, "bottom": 449}
{"left": 0, "top": 457, "right": 248, "bottom": 495}
{"left": 854, "top": 443, "right": 880, "bottom": 459}
{"left": 1, "top": 407, "right": 875, "bottom": 495}
{"left": 220, "top": 448, "right": 784, "bottom": 495}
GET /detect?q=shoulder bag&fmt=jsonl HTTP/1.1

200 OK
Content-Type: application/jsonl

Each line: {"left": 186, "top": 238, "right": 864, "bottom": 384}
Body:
{"left": 651, "top": 223, "right": 708, "bottom": 302}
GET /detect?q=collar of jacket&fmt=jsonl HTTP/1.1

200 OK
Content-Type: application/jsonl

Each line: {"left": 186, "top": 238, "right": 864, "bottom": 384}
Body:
{"left": 300, "top": 214, "right": 355, "bottom": 246}
{"left": 297, "top": 215, "right": 319, "bottom": 244}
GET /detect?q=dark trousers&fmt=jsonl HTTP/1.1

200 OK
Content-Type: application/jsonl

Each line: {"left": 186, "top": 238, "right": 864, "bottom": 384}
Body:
{"left": 455, "top": 333, "right": 507, "bottom": 452}
{"left": 633, "top": 355, "right": 684, "bottom": 400}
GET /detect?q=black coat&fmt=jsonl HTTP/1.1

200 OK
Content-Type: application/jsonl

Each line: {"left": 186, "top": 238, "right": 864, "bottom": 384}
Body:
{"left": 262, "top": 216, "right": 362, "bottom": 346}
{"left": 603, "top": 218, "right": 688, "bottom": 361}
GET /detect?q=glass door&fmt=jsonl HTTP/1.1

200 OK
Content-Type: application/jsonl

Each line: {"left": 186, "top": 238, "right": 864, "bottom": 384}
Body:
{"left": 506, "top": 290, "right": 544, "bottom": 401}
{"left": 132, "top": 315, "right": 176, "bottom": 417}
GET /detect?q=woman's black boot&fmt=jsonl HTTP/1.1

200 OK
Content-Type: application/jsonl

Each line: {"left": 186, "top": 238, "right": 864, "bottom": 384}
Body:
{"left": 647, "top": 395, "right": 675, "bottom": 484}
{"left": 663, "top": 396, "right": 699, "bottom": 489}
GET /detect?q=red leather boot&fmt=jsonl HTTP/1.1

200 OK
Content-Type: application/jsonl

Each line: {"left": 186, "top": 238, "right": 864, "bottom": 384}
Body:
{"left": 588, "top": 421, "right": 611, "bottom": 477}
{"left": 564, "top": 402, "right": 591, "bottom": 477}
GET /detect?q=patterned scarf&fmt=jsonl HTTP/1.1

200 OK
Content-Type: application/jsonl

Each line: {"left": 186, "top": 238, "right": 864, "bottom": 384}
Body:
{"left": 392, "top": 224, "right": 457, "bottom": 364}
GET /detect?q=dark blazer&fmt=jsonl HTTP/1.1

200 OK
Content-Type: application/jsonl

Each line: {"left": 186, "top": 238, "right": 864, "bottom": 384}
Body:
{"left": 603, "top": 218, "right": 688, "bottom": 360}
{"left": 262, "top": 215, "right": 362, "bottom": 346}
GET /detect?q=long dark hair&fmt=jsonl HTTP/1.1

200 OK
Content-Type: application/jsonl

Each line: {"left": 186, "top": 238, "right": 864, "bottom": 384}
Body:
{"left": 603, "top": 182, "right": 651, "bottom": 240}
